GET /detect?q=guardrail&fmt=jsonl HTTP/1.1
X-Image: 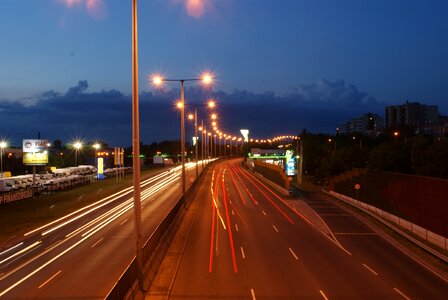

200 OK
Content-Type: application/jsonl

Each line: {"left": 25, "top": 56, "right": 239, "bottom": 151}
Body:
{"left": 105, "top": 164, "right": 209, "bottom": 300}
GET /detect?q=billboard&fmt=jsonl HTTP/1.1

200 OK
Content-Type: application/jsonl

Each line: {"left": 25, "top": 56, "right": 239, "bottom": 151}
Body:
{"left": 22, "top": 139, "right": 49, "bottom": 165}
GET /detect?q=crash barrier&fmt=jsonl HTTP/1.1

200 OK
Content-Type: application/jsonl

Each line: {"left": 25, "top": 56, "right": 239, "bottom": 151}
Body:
{"left": 330, "top": 168, "right": 448, "bottom": 251}
{"left": 105, "top": 165, "right": 209, "bottom": 300}
{"left": 253, "top": 160, "right": 290, "bottom": 190}
{"left": 0, "top": 189, "right": 34, "bottom": 205}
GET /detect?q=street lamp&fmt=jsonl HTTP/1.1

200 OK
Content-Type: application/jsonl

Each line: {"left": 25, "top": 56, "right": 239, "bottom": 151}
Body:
{"left": 73, "top": 141, "right": 83, "bottom": 166}
{"left": 188, "top": 110, "right": 199, "bottom": 179}
{"left": 0, "top": 140, "right": 7, "bottom": 176}
{"left": 131, "top": 0, "right": 144, "bottom": 290}
{"left": 152, "top": 73, "right": 213, "bottom": 196}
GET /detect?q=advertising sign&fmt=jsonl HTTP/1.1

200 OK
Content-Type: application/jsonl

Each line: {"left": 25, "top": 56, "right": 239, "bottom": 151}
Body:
{"left": 22, "top": 139, "right": 49, "bottom": 165}
{"left": 22, "top": 139, "right": 48, "bottom": 153}
{"left": 97, "top": 157, "right": 104, "bottom": 180}
{"left": 240, "top": 129, "right": 249, "bottom": 142}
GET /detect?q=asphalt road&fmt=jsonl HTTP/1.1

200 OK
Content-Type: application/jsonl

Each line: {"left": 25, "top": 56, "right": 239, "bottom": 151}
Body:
{"left": 0, "top": 161, "right": 209, "bottom": 299}
{"left": 168, "top": 159, "right": 448, "bottom": 299}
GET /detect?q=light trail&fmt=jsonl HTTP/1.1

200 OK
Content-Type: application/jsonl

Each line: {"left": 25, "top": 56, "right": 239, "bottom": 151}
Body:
{"left": 0, "top": 166, "right": 187, "bottom": 296}
{"left": 0, "top": 241, "right": 42, "bottom": 266}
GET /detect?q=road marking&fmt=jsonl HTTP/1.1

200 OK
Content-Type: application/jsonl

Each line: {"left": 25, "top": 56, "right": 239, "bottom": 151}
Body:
{"left": 250, "top": 288, "right": 256, "bottom": 300}
{"left": 91, "top": 237, "right": 104, "bottom": 248}
{"left": 262, "top": 210, "right": 267, "bottom": 216}
{"left": 232, "top": 209, "right": 235, "bottom": 215}
{"left": 320, "top": 214, "right": 351, "bottom": 216}
{"left": 334, "top": 232, "right": 377, "bottom": 235}
{"left": 38, "top": 270, "right": 61, "bottom": 289}
{"left": 272, "top": 225, "right": 279, "bottom": 232}
{"left": 319, "top": 290, "right": 329, "bottom": 300}
{"left": 235, "top": 224, "right": 239, "bottom": 232}
{"left": 289, "top": 248, "right": 299, "bottom": 260}
{"left": 240, "top": 247, "right": 246, "bottom": 259}
{"left": 362, "top": 263, "right": 378, "bottom": 276}
{"left": 394, "top": 288, "right": 411, "bottom": 300}
{"left": 120, "top": 219, "right": 128, "bottom": 226}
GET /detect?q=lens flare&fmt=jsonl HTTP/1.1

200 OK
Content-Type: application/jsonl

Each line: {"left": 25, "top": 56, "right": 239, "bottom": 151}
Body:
{"left": 86, "top": 0, "right": 108, "bottom": 20}
{"left": 186, "top": 0, "right": 205, "bottom": 18}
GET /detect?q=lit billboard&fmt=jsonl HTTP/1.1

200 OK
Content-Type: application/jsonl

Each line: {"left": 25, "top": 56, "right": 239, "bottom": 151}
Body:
{"left": 22, "top": 139, "right": 49, "bottom": 165}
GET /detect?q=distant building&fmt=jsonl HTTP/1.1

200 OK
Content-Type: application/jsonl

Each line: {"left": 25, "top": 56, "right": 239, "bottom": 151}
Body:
{"left": 385, "top": 101, "right": 439, "bottom": 128}
{"left": 337, "top": 113, "right": 384, "bottom": 136}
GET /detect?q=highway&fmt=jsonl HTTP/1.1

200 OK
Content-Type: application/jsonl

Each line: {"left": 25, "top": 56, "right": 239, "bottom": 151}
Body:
{"left": 168, "top": 159, "right": 448, "bottom": 299}
{"left": 0, "top": 161, "right": 209, "bottom": 299}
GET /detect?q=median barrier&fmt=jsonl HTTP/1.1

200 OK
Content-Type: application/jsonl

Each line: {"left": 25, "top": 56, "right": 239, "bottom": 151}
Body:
{"left": 105, "top": 162, "right": 212, "bottom": 300}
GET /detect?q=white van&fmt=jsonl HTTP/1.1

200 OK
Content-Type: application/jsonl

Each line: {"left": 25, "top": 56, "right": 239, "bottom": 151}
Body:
{"left": 0, "top": 178, "right": 17, "bottom": 192}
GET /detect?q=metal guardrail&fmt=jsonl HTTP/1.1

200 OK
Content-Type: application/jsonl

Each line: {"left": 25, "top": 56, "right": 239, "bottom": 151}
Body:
{"left": 105, "top": 164, "right": 209, "bottom": 300}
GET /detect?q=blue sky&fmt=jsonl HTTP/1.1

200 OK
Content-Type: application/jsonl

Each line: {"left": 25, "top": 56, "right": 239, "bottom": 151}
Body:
{"left": 1, "top": 0, "right": 447, "bottom": 146}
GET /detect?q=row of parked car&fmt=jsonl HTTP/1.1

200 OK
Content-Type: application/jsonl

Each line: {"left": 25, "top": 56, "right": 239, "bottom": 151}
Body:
{"left": 0, "top": 165, "right": 98, "bottom": 193}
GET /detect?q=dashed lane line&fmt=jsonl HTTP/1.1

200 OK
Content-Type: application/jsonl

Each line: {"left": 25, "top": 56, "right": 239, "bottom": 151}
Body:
{"left": 362, "top": 263, "right": 378, "bottom": 276}
{"left": 38, "top": 270, "right": 61, "bottom": 289}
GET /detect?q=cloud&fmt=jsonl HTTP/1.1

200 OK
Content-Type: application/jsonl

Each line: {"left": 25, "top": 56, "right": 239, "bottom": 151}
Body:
{"left": 0, "top": 79, "right": 383, "bottom": 146}
{"left": 285, "top": 79, "right": 378, "bottom": 107}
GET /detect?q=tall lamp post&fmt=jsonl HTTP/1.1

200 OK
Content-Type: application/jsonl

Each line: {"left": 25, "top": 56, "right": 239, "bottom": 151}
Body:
{"left": 131, "top": 0, "right": 144, "bottom": 291}
{"left": 188, "top": 110, "right": 199, "bottom": 179}
{"left": 152, "top": 74, "right": 213, "bottom": 195}
{"left": 0, "top": 140, "right": 7, "bottom": 176}
{"left": 73, "top": 141, "right": 83, "bottom": 167}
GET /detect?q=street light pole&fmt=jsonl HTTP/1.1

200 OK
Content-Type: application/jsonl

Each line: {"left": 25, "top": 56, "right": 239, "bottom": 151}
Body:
{"left": 131, "top": 0, "right": 144, "bottom": 291}
{"left": 194, "top": 108, "right": 198, "bottom": 179}
{"left": 180, "top": 80, "right": 186, "bottom": 195}
{"left": 152, "top": 74, "right": 213, "bottom": 196}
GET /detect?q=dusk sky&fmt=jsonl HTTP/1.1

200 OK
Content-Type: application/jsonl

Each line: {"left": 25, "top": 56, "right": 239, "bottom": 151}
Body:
{"left": 1, "top": 0, "right": 447, "bottom": 146}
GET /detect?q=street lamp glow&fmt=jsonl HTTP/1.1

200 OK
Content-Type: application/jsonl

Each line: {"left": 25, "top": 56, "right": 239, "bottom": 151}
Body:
{"left": 93, "top": 143, "right": 101, "bottom": 150}
{"left": 208, "top": 100, "right": 216, "bottom": 108}
{"left": 177, "top": 101, "right": 183, "bottom": 109}
{"left": 211, "top": 113, "right": 217, "bottom": 120}
{"left": 0, "top": 141, "right": 7, "bottom": 149}
{"left": 188, "top": 113, "right": 194, "bottom": 120}
{"left": 74, "top": 141, "right": 83, "bottom": 150}
{"left": 202, "top": 73, "right": 213, "bottom": 85}
{"left": 212, "top": 121, "right": 217, "bottom": 127}
{"left": 152, "top": 75, "right": 163, "bottom": 86}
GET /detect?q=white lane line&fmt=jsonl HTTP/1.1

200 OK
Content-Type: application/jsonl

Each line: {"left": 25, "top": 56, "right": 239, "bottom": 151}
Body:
{"left": 91, "top": 237, "right": 104, "bottom": 248}
{"left": 232, "top": 210, "right": 235, "bottom": 215}
{"left": 289, "top": 248, "right": 299, "bottom": 260}
{"left": 262, "top": 210, "right": 267, "bottom": 216}
{"left": 120, "top": 219, "right": 128, "bottom": 226}
{"left": 319, "top": 290, "right": 329, "bottom": 300}
{"left": 250, "top": 288, "right": 256, "bottom": 300}
{"left": 240, "top": 247, "right": 246, "bottom": 259}
{"left": 235, "top": 224, "right": 239, "bottom": 232}
{"left": 38, "top": 270, "right": 61, "bottom": 289}
{"left": 394, "top": 288, "right": 411, "bottom": 300}
{"left": 272, "top": 225, "right": 279, "bottom": 233}
{"left": 362, "top": 263, "right": 378, "bottom": 276}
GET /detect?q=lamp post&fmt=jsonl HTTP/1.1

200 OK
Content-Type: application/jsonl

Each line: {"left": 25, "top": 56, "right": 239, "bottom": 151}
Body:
{"left": 152, "top": 74, "right": 212, "bottom": 196}
{"left": 188, "top": 110, "right": 199, "bottom": 179}
{"left": 73, "top": 141, "right": 83, "bottom": 167}
{"left": 131, "top": 0, "right": 144, "bottom": 291}
{"left": 0, "top": 140, "right": 7, "bottom": 176}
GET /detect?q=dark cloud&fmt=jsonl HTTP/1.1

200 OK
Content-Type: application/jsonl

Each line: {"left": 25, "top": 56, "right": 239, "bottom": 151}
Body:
{"left": 0, "top": 79, "right": 383, "bottom": 146}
